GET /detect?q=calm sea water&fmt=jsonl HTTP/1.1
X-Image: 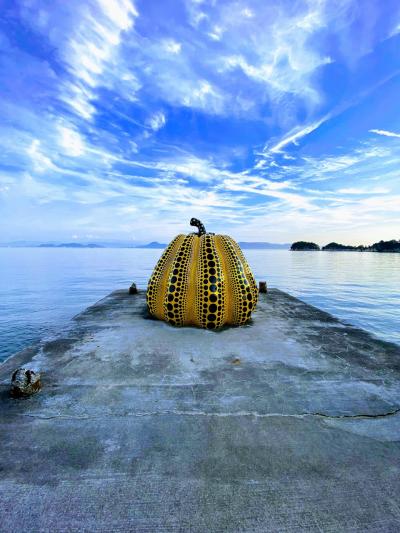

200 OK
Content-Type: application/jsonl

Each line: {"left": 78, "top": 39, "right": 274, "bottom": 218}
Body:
{"left": 0, "top": 248, "right": 399, "bottom": 361}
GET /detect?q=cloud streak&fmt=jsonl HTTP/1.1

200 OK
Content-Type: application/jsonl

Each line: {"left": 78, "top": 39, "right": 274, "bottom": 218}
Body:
{"left": 265, "top": 116, "right": 330, "bottom": 154}
{"left": 370, "top": 129, "right": 400, "bottom": 138}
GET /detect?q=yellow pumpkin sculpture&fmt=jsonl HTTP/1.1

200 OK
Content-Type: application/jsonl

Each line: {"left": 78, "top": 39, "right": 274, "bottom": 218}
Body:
{"left": 147, "top": 218, "right": 258, "bottom": 329}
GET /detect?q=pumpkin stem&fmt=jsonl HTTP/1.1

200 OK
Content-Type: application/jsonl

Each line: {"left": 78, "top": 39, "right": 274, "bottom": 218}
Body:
{"left": 190, "top": 218, "right": 206, "bottom": 236}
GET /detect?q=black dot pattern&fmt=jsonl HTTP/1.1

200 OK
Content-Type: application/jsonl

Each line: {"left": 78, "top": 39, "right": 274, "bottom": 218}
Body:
{"left": 146, "top": 234, "right": 184, "bottom": 319}
{"left": 147, "top": 233, "right": 258, "bottom": 329}
{"left": 164, "top": 234, "right": 195, "bottom": 326}
{"left": 196, "top": 234, "right": 225, "bottom": 329}
{"left": 218, "top": 235, "right": 258, "bottom": 325}
{"left": 228, "top": 236, "right": 259, "bottom": 310}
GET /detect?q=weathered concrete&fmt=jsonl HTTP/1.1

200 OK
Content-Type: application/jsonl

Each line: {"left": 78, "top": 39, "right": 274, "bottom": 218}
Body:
{"left": 1, "top": 289, "right": 400, "bottom": 532}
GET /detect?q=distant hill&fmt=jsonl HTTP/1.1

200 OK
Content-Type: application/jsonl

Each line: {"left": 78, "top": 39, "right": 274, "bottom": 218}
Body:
{"left": 321, "top": 240, "right": 400, "bottom": 252}
{"left": 38, "top": 243, "right": 104, "bottom": 248}
{"left": 291, "top": 241, "right": 320, "bottom": 251}
{"left": 322, "top": 242, "right": 359, "bottom": 251}
{"left": 370, "top": 240, "right": 400, "bottom": 252}
{"left": 0, "top": 241, "right": 39, "bottom": 247}
{"left": 238, "top": 242, "right": 290, "bottom": 249}
{"left": 0, "top": 240, "right": 142, "bottom": 248}
{"left": 135, "top": 242, "right": 167, "bottom": 249}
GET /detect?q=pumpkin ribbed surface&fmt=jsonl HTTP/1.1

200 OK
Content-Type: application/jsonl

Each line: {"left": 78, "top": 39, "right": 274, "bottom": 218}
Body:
{"left": 147, "top": 233, "right": 258, "bottom": 329}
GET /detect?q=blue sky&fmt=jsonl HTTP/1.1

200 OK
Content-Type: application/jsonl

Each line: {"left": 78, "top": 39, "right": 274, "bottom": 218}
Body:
{"left": 1, "top": 0, "right": 399, "bottom": 244}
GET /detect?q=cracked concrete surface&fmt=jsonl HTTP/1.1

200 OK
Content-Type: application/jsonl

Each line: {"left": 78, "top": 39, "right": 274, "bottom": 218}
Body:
{"left": 1, "top": 289, "right": 400, "bottom": 532}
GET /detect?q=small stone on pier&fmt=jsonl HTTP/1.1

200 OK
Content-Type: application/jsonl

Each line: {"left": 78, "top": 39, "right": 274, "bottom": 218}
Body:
{"left": 129, "top": 282, "right": 138, "bottom": 295}
{"left": 10, "top": 368, "right": 41, "bottom": 398}
{"left": 259, "top": 281, "right": 267, "bottom": 293}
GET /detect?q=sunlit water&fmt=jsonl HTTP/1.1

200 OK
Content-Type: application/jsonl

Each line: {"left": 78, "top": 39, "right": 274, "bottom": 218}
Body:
{"left": 0, "top": 248, "right": 399, "bottom": 361}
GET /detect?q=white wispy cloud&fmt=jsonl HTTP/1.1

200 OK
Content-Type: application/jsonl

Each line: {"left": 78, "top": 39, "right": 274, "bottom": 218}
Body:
{"left": 103, "top": 0, "right": 345, "bottom": 119}
{"left": 57, "top": 125, "right": 86, "bottom": 157}
{"left": 220, "top": 176, "right": 315, "bottom": 210}
{"left": 96, "top": 0, "right": 137, "bottom": 30}
{"left": 181, "top": 80, "right": 224, "bottom": 110}
{"left": 369, "top": 129, "right": 400, "bottom": 138}
{"left": 129, "top": 141, "right": 138, "bottom": 153}
{"left": 391, "top": 22, "right": 400, "bottom": 36}
{"left": 214, "top": 0, "right": 333, "bottom": 115}
{"left": 59, "top": 0, "right": 138, "bottom": 118}
{"left": 337, "top": 187, "right": 390, "bottom": 194}
{"left": 208, "top": 25, "right": 224, "bottom": 41}
{"left": 265, "top": 116, "right": 329, "bottom": 153}
{"left": 27, "top": 140, "right": 55, "bottom": 172}
{"left": 296, "top": 144, "right": 393, "bottom": 182}
{"left": 241, "top": 8, "right": 254, "bottom": 18}
{"left": 162, "top": 39, "right": 182, "bottom": 54}
{"left": 146, "top": 112, "right": 166, "bottom": 131}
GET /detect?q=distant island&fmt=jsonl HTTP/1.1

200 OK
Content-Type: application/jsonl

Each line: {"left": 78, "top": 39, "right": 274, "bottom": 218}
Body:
{"left": 291, "top": 239, "right": 400, "bottom": 253}
{"left": 0, "top": 240, "right": 291, "bottom": 249}
{"left": 38, "top": 243, "right": 104, "bottom": 248}
{"left": 135, "top": 242, "right": 167, "bottom": 249}
{"left": 239, "top": 242, "right": 290, "bottom": 250}
{"left": 290, "top": 241, "right": 320, "bottom": 251}
{"left": 322, "top": 242, "right": 363, "bottom": 251}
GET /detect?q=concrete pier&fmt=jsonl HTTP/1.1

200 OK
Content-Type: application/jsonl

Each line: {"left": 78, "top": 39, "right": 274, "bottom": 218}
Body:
{"left": 1, "top": 289, "right": 400, "bottom": 532}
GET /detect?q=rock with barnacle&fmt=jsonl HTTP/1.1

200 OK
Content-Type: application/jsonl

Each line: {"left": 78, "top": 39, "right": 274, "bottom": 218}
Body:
{"left": 10, "top": 368, "right": 41, "bottom": 397}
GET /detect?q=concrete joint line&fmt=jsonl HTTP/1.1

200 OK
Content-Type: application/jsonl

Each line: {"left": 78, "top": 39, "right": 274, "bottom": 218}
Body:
{"left": 16, "top": 407, "right": 400, "bottom": 421}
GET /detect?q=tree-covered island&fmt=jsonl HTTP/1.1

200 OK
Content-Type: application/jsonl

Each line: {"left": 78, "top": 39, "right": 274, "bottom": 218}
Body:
{"left": 290, "top": 241, "right": 320, "bottom": 251}
{"left": 370, "top": 240, "right": 400, "bottom": 252}
{"left": 322, "top": 242, "right": 363, "bottom": 251}
{"left": 291, "top": 239, "right": 400, "bottom": 252}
